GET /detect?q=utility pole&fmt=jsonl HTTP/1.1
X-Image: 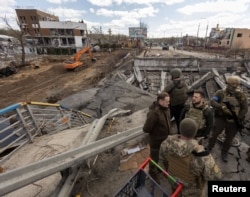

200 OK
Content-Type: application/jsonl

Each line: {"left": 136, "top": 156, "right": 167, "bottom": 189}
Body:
{"left": 204, "top": 23, "right": 209, "bottom": 49}
{"left": 108, "top": 28, "right": 112, "bottom": 47}
{"left": 196, "top": 23, "right": 200, "bottom": 47}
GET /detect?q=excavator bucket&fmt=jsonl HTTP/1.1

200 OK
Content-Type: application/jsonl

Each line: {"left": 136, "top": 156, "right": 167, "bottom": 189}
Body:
{"left": 63, "top": 60, "right": 83, "bottom": 70}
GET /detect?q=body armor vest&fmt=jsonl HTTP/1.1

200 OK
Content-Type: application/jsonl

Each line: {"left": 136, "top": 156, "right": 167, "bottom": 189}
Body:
{"left": 168, "top": 154, "right": 196, "bottom": 183}
{"left": 185, "top": 104, "right": 207, "bottom": 130}
{"left": 171, "top": 86, "right": 188, "bottom": 106}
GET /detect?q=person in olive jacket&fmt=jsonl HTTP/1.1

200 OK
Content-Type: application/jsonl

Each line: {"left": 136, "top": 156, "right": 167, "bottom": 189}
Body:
{"left": 164, "top": 68, "right": 189, "bottom": 133}
{"left": 143, "top": 92, "right": 171, "bottom": 184}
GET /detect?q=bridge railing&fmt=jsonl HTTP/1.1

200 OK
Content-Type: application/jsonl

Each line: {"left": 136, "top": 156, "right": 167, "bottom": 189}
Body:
{"left": 0, "top": 102, "right": 92, "bottom": 163}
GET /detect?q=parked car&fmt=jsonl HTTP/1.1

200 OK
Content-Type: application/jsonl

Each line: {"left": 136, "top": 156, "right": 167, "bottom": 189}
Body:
{"left": 162, "top": 44, "right": 169, "bottom": 50}
{"left": 0, "top": 61, "right": 17, "bottom": 77}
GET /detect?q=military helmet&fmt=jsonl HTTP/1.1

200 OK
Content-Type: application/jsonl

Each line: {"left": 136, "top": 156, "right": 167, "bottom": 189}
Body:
{"left": 180, "top": 118, "right": 198, "bottom": 138}
{"left": 170, "top": 68, "right": 182, "bottom": 79}
{"left": 226, "top": 76, "right": 240, "bottom": 87}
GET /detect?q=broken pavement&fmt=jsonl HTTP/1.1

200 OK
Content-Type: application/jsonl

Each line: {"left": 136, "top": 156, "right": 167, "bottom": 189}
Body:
{"left": 0, "top": 47, "right": 250, "bottom": 197}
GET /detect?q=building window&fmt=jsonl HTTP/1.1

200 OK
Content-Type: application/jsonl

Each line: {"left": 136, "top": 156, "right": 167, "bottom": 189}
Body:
{"left": 80, "top": 30, "right": 85, "bottom": 36}
{"left": 66, "top": 29, "right": 73, "bottom": 36}
{"left": 237, "top": 33, "right": 242, "bottom": 37}
{"left": 58, "top": 29, "right": 65, "bottom": 35}
{"left": 19, "top": 16, "right": 26, "bottom": 24}
{"left": 50, "top": 29, "right": 58, "bottom": 35}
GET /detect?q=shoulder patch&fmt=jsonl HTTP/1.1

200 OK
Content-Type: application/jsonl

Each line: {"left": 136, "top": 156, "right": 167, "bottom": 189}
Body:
{"left": 212, "top": 96, "right": 219, "bottom": 102}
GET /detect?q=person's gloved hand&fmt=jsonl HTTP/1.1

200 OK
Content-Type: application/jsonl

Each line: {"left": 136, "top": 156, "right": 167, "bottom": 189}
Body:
{"left": 221, "top": 106, "right": 233, "bottom": 118}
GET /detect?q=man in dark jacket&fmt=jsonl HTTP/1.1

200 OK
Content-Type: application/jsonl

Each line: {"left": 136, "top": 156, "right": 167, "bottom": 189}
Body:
{"left": 180, "top": 89, "right": 213, "bottom": 143}
{"left": 207, "top": 76, "right": 248, "bottom": 162}
{"left": 143, "top": 92, "right": 171, "bottom": 184}
{"left": 164, "top": 68, "right": 188, "bottom": 133}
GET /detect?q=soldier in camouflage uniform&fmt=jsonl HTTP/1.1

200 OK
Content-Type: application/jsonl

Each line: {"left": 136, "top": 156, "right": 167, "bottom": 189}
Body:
{"left": 143, "top": 92, "right": 171, "bottom": 184}
{"left": 159, "top": 118, "right": 222, "bottom": 197}
{"left": 180, "top": 89, "right": 213, "bottom": 143}
{"left": 207, "top": 76, "right": 248, "bottom": 162}
{"left": 164, "top": 68, "right": 189, "bottom": 133}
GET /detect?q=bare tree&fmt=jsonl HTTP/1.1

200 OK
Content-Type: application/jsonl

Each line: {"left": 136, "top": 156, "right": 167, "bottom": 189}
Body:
{"left": 91, "top": 26, "right": 103, "bottom": 34}
{"left": 140, "top": 21, "right": 148, "bottom": 29}
{"left": 1, "top": 15, "right": 25, "bottom": 65}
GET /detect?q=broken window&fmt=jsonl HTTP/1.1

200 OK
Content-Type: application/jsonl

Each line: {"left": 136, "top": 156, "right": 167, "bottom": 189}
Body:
{"left": 58, "top": 29, "right": 65, "bottom": 35}
{"left": 50, "top": 29, "right": 57, "bottom": 35}
{"left": 80, "top": 30, "right": 85, "bottom": 36}
{"left": 237, "top": 33, "right": 242, "bottom": 37}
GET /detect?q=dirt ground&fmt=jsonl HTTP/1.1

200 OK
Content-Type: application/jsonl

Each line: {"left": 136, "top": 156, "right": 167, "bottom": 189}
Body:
{"left": 1, "top": 47, "right": 250, "bottom": 197}
{"left": 0, "top": 48, "right": 142, "bottom": 196}
{"left": 0, "top": 48, "right": 132, "bottom": 109}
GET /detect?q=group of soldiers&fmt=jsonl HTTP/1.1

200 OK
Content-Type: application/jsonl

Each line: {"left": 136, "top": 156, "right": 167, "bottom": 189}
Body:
{"left": 143, "top": 68, "right": 249, "bottom": 196}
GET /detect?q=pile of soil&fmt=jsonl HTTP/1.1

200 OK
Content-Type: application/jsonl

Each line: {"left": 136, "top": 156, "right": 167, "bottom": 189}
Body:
{"left": 0, "top": 49, "right": 132, "bottom": 109}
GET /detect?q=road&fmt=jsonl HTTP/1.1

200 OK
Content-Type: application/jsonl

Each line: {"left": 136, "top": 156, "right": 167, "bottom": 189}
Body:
{"left": 146, "top": 46, "right": 224, "bottom": 59}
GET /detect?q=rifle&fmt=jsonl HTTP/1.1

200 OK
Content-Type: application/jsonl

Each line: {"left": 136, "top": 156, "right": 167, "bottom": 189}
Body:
{"left": 222, "top": 100, "right": 244, "bottom": 135}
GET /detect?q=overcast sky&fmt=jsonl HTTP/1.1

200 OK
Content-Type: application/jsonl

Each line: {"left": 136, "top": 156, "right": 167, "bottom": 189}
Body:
{"left": 1, "top": 0, "right": 250, "bottom": 38}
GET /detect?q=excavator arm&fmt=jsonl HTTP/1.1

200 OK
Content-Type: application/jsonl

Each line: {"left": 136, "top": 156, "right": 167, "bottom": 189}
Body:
{"left": 64, "top": 46, "right": 95, "bottom": 70}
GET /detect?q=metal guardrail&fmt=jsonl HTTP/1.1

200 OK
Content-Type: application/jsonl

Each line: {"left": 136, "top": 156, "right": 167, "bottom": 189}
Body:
{"left": 0, "top": 126, "right": 144, "bottom": 196}
{"left": 0, "top": 102, "right": 92, "bottom": 163}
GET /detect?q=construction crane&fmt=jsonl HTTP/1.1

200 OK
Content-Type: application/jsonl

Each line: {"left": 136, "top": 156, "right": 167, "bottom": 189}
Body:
{"left": 63, "top": 46, "right": 96, "bottom": 70}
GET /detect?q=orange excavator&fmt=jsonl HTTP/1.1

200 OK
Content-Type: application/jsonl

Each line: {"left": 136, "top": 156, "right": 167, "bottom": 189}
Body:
{"left": 63, "top": 45, "right": 96, "bottom": 70}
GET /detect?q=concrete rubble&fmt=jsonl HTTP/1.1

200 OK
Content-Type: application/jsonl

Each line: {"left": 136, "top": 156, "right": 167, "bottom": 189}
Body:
{"left": 0, "top": 47, "right": 250, "bottom": 196}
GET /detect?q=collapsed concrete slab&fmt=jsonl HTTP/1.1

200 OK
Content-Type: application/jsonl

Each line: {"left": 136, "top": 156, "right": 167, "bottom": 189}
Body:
{"left": 1, "top": 48, "right": 250, "bottom": 197}
{"left": 211, "top": 68, "right": 226, "bottom": 89}
{"left": 188, "top": 71, "right": 213, "bottom": 92}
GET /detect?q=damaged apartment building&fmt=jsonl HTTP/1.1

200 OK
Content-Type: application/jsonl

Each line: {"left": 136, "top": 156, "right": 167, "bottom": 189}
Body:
{"left": 15, "top": 8, "right": 89, "bottom": 55}
{"left": 9, "top": 8, "right": 250, "bottom": 57}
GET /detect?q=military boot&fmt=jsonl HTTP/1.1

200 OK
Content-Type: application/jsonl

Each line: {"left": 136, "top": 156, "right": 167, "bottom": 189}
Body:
{"left": 221, "top": 151, "right": 228, "bottom": 162}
